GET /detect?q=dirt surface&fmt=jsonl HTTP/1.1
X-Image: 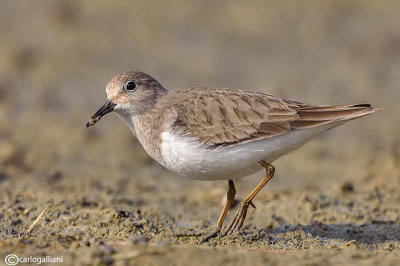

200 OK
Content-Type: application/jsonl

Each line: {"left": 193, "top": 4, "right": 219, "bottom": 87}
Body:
{"left": 1, "top": 1, "right": 399, "bottom": 265}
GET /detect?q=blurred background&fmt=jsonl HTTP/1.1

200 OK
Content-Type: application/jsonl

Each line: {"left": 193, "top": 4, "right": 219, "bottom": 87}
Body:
{"left": 1, "top": 0, "right": 398, "bottom": 191}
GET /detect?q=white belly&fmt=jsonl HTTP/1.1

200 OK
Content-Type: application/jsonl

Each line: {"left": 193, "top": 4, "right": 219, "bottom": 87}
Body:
{"left": 160, "top": 121, "right": 344, "bottom": 181}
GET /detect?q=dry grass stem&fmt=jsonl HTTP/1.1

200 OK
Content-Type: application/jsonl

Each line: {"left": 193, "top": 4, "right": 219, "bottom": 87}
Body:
{"left": 25, "top": 205, "right": 48, "bottom": 234}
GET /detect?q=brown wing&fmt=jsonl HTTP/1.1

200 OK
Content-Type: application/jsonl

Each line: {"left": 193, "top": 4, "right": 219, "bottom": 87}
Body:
{"left": 167, "top": 87, "right": 377, "bottom": 146}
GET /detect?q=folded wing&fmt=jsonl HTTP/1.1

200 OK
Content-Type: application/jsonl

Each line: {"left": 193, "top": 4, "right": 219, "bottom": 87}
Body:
{"left": 168, "top": 87, "right": 378, "bottom": 146}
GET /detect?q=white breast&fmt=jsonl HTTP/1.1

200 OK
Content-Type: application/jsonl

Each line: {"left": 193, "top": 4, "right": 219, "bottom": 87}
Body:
{"left": 160, "top": 121, "right": 344, "bottom": 181}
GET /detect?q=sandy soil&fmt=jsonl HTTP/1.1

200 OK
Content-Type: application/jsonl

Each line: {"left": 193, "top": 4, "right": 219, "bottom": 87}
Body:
{"left": 1, "top": 1, "right": 399, "bottom": 265}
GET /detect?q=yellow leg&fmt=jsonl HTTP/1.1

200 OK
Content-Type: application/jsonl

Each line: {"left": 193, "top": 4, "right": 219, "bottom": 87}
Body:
{"left": 223, "top": 161, "right": 275, "bottom": 235}
{"left": 201, "top": 180, "right": 236, "bottom": 243}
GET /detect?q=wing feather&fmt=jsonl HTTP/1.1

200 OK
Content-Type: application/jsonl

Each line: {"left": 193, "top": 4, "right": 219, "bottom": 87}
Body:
{"left": 165, "top": 87, "right": 377, "bottom": 146}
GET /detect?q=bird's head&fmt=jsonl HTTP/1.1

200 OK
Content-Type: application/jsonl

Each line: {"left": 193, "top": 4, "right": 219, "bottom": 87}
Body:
{"left": 86, "top": 71, "right": 167, "bottom": 127}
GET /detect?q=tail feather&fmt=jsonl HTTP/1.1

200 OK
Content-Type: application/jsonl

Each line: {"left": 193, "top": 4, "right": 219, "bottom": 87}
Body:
{"left": 290, "top": 104, "right": 380, "bottom": 129}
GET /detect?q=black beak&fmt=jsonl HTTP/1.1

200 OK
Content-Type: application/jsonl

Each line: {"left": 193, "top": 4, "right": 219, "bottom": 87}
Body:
{"left": 86, "top": 101, "right": 117, "bottom": 128}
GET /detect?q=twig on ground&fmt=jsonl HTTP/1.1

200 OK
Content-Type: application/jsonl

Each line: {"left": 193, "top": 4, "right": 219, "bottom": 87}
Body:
{"left": 25, "top": 205, "right": 48, "bottom": 234}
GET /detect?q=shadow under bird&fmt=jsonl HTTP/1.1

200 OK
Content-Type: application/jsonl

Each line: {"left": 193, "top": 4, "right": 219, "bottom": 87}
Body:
{"left": 86, "top": 71, "right": 380, "bottom": 242}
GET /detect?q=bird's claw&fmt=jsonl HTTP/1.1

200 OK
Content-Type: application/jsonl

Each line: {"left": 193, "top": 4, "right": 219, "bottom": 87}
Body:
{"left": 200, "top": 226, "right": 221, "bottom": 243}
{"left": 222, "top": 201, "right": 251, "bottom": 236}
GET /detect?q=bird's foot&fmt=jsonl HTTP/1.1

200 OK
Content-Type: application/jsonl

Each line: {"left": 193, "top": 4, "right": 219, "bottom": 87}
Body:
{"left": 200, "top": 226, "right": 221, "bottom": 243}
{"left": 221, "top": 200, "right": 255, "bottom": 236}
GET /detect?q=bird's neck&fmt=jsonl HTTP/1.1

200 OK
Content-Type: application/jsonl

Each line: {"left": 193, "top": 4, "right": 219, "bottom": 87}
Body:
{"left": 120, "top": 106, "right": 167, "bottom": 164}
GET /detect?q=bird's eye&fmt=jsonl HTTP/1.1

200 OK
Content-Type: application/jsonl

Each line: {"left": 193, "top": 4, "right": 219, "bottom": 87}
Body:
{"left": 126, "top": 81, "right": 137, "bottom": 91}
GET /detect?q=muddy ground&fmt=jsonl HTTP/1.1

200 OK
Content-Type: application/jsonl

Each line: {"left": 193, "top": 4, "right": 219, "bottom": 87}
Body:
{"left": 1, "top": 1, "right": 399, "bottom": 265}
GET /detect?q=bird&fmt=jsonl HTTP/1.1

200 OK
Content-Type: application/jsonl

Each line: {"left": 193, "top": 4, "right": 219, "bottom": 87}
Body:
{"left": 86, "top": 70, "right": 380, "bottom": 242}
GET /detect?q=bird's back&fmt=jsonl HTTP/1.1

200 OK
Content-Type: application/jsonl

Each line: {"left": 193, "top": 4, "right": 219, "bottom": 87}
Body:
{"left": 161, "top": 87, "right": 378, "bottom": 147}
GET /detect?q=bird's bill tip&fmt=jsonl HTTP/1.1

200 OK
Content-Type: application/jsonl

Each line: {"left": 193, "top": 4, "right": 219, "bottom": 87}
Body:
{"left": 86, "top": 101, "right": 117, "bottom": 128}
